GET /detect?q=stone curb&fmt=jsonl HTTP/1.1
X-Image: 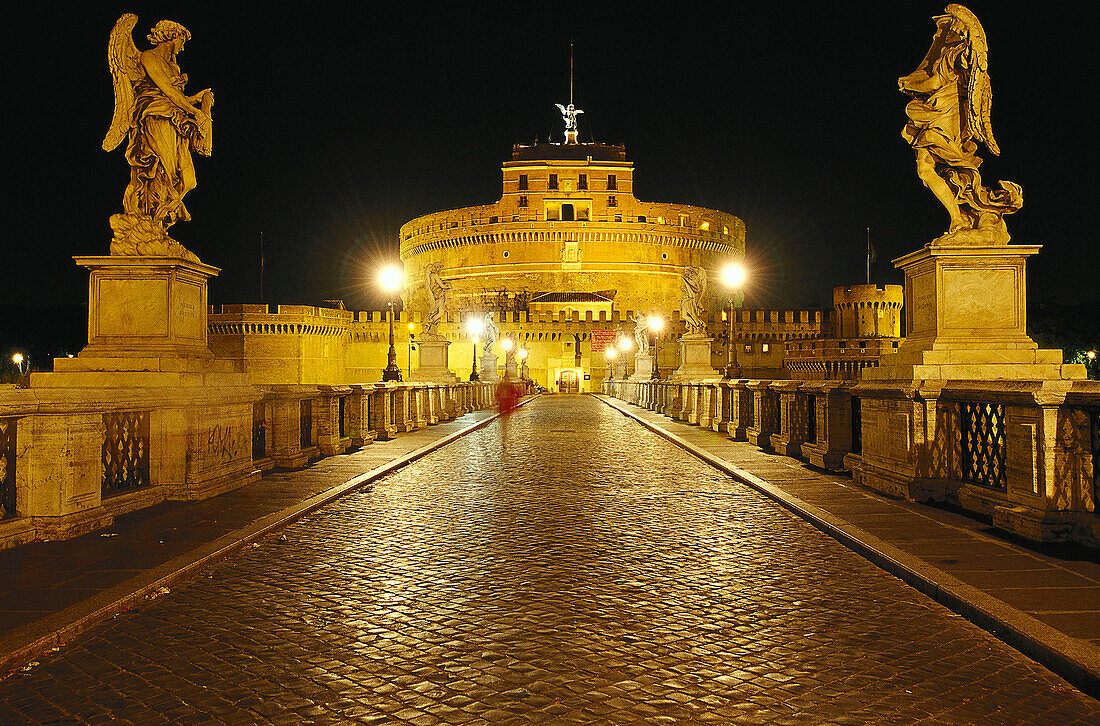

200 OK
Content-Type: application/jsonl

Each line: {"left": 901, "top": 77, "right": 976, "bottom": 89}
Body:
{"left": 0, "top": 398, "right": 530, "bottom": 678}
{"left": 596, "top": 395, "right": 1100, "bottom": 700}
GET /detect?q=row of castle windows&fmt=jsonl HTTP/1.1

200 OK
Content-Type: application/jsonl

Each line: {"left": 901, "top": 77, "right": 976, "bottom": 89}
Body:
{"left": 518, "top": 173, "right": 617, "bottom": 191}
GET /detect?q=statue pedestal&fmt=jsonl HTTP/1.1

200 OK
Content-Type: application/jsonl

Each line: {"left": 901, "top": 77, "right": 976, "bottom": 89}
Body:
{"left": 854, "top": 242, "right": 1086, "bottom": 542}
{"left": 23, "top": 254, "right": 260, "bottom": 539}
{"left": 503, "top": 354, "right": 518, "bottom": 380}
{"left": 865, "top": 243, "right": 1079, "bottom": 382}
{"left": 412, "top": 335, "right": 458, "bottom": 383}
{"left": 65, "top": 255, "right": 219, "bottom": 367}
{"left": 479, "top": 352, "right": 500, "bottom": 382}
{"left": 672, "top": 335, "right": 717, "bottom": 381}
{"left": 631, "top": 353, "right": 655, "bottom": 381}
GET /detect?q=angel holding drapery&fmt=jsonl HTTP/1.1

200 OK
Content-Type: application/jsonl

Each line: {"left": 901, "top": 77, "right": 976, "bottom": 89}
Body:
{"left": 898, "top": 4, "right": 1022, "bottom": 245}
{"left": 102, "top": 14, "right": 214, "bottom": 260}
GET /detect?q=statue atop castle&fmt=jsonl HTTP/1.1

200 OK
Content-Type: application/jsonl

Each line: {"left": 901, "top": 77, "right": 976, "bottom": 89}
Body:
{"left": 555, "top": 103, "right": 584, "bottom": 145}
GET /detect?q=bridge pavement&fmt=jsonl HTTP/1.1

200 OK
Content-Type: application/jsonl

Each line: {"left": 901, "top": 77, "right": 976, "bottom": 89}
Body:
{"left": 0, "top": 395, "right": 1097, "bottom": 724}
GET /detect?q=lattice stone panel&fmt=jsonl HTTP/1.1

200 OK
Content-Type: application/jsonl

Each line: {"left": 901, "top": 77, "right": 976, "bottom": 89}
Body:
{"left": 338, "top": 396, "right": 347, "bottom": 438}
{"left": 1, "top": 417, "right": 15, "bottom": 518}
{"left": 739, "top": 389, "right": 754, "bottom": 430}
{"left": 102, "top": 411, "right": 150, "bottom": 496}
{"left": 803, "top": 393, "right": 817, "bottom": 444}
{"left": 762, "top": 390, "right": 780, "bottom": 435}
{"left": 960, "top": 402, "right": 1007, "bottom": 490}
{"left": 252, "top": 402, "right": 266, "bottom": 460}
{"left": 300, "top": 399, "right": 313, "bottom": 448}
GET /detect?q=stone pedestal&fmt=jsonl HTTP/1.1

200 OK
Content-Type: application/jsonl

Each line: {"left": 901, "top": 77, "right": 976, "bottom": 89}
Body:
{"left": 854, "top": 242, "right": 1088, "bottom": 543}
{"left": 479, "top": 352, "right": 500, "bottom": 382}
{"left": 504, "top": 352, "right": 518, "bottom": 380}
{"left": 68, "top": 255, "right": 219, "bottom": 364}
{"left": 413, "top": 335, "right": 459, "bottom": 383}
{"left": 631, "top": 353, "right": 655, "bottom": 381}
{"left": 672, "top": 335, "right": 717, "bottom": 381}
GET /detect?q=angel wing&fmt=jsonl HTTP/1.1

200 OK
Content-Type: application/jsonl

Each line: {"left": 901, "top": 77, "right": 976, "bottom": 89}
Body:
{"left": 102, "top": 14, "right": 143, "bottom": 152}
{"left": 555, "top": 103, "right": 568, "bottom": 116}
{"left": 947, "top": 4, "right": 1000, "bottom": 155}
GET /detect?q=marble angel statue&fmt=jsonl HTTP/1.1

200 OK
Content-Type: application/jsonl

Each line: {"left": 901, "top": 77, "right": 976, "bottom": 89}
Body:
{"left": 679, "top": 266, "right": 708, "bottom": 336}
{"left": 898, "top": 4, "right": 1022, "bottom": 245}
{"left": 423, "top": 263, "right": 451, "bottom": 337}
{"left": 630, "top": 313, "right": 650, "bottom": 356}
{"left": 103, "top": 14, "right": 214, "bottom": 260}
{"left": 482, "top": 312, "right": 499, "bottom": 352}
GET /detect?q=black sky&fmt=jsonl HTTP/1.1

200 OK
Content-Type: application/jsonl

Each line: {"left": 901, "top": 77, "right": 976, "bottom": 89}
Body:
{"left": 4, "top": 2, "right": 1096, "bottom": 314}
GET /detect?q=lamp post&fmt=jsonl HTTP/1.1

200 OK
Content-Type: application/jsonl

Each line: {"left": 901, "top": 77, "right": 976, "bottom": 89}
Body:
{"left": 721, "top": 262, "right": 747, "bottom": 379}
{"left": 517, "top": 348, "right": 529, "bottom": 380}
{"left": 407, "top": 323, "right": 416, "bottom": 379}
{"left": 617, "top": 336, "right": 633, "bottom": 379}
{"left": 501, "top": 337, "right": 515, "bottom": 379}
{"left": 604, "top": 346, "right": 616, "bottom": 381}
{"left": 647, "top": 314, "right": 664, "bottom": 379}
{"left": 466, "top": 315, "right": 483, "bottom": 381}
{"left": 12, "top": 352, "right": 26, "bottom": 378}
{"left": 379, "top": 265, "right": 404, "bottom": 382}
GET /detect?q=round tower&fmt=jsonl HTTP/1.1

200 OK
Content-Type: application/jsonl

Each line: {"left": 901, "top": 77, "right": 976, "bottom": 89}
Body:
{"left": 833, "top": 284, "right": 903, "bottom": 338}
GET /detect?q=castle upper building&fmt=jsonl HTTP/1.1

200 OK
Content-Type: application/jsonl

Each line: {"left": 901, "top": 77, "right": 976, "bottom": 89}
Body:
{"left": 399, "top": 140, "right": 745, "bottom": 318}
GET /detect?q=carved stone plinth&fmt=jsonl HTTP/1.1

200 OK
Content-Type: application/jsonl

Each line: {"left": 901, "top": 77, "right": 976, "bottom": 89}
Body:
{"left": 672, "top": 335, "right": 717, "bottom": 381}
{"left": 65, "top": 255, "right": 219, "bottom": 367}
{"left": 631, "top": 353, "right": 655, "bottom": 381}
{"left": 413, "top": 336, "right": 458, "bottom": 383}
{"left": 479, "top": 352, "right": 500, "bottom": 382}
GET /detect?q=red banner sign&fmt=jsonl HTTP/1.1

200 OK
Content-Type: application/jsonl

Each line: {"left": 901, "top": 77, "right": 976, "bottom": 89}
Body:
{"left": 590, "top": 329, "right": 617, "bottom": 352}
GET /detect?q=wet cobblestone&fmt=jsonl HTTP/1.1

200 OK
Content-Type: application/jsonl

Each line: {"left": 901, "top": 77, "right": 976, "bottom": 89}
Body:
{"left": 0, "top": 396, "right": 1097, "bottom": 724}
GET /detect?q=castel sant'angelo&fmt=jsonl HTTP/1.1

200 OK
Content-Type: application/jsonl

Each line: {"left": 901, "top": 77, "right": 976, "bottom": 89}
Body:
{"left": 210, "top": 106, "right": 900, "bottom": 390}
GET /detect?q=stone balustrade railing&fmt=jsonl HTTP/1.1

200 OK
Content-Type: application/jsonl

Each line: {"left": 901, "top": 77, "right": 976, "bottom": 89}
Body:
{"left": 604, "top": 378, "right": 1099, "bottom": 548}
{"left": 0, "top": 381, "right": 496, "bottom": 551}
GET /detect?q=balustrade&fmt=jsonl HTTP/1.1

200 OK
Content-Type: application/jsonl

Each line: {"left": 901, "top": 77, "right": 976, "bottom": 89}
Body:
{"left": 102, "top": 411, "right": 151, "bottom": 496}
{"left": 1, "top": 418, "right": 15, "bottom": 518}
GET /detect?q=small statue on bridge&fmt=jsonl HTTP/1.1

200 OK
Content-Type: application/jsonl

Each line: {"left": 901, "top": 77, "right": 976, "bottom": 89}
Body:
{"left": 482, "top": 311, "right": 499, "bottom": 352}
{"left": 424, "top": 262, "right": 450, "bottom": 337}
{"left": 103, "top": 14, "right": 214, "bottom": 261}
{"left": 679, "top": 266, "right": 708, "bottom": 336}
{"left": 630, "top": 313, "right": 650, "bottom": 355}
{"left": 898, "top": 4, "right": 1022, "bottom": 245}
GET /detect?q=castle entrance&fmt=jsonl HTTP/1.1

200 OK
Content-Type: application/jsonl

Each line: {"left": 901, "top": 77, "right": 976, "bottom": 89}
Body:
{"left": 561, "top": 203, "right": 575, "bottom": 221}
{"left": 557, "top": 370, "right": 580, "bottom": 393}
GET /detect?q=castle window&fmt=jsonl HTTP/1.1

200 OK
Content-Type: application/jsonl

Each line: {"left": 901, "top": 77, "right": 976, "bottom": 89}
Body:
{"left": 638, "top": 215, "right": 647, "bottom": 223}
{"left": 607, "top": 174, "right": 617, "bottom": 190}
{"left": 503, "top": 250, "right": 510, "bottom": 258}
{"left": 607, "top": 196, "right": 617, "bottom": 207}
{"left": 518, "top": 195, "right": 528, "bottom": 208}
{"left": 562, "top": 204, "right": 575, "bottom": 222}
{"left": 744, "top": 344, "right": 753, "bottom": 354}
{"left": 614, "top": 214, "right": 622, "bottom": 222}
{"left": 578, "top": 174, "right": 587, "bottom": 190}
{"left": 548, "top": 174, "right": 558, "bottom": 190}
{"left": 518, "top": 174, "right": 528, "bottom": 190}
{"left": 761, "top": 343, "right": 770, "bottom": 353}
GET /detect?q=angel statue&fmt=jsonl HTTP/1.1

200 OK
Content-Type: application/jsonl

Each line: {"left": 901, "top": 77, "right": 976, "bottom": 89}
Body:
{"left": 103, "top": 14, "right": 214, "bottom": 261}
{"left": 423, "top": 262, "right": 451, "bottom": 337}
{"left": 679, "top": 266, "right": 708, "bottom": 336}
{"left": 630, "top": 313, "right": 650, "bottom": 356}
{"left": 898, "top": 4, "right": 1022, "bottom": 245}
{"left": 555, "top": 103, "right": 583, "bottom": 143}
{"left": 482, "top": 312, "right": 499, "bottom": 352}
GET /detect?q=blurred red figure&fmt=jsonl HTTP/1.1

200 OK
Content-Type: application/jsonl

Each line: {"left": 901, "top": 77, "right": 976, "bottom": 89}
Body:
{"left": 496, "top": 379, "right": 521, "bottom": 415}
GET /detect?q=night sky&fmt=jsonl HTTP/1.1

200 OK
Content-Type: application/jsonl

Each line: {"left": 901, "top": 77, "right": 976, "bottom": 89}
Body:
{"left": 5, "top": 2, "right": 1096, "bottom": 317}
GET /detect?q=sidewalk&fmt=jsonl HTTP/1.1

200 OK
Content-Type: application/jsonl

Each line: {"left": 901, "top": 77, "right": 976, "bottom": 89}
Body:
{"left": 0, "top": 406, "right": 505, "bottom": 676}
{"left": 597, "top": 395, "right": 1100, "bottom": 699}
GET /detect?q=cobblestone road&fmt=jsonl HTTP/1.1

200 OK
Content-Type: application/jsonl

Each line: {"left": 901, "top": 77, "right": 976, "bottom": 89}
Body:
{"left": 1, "top": 396, "right": 1097, "bottom": 725}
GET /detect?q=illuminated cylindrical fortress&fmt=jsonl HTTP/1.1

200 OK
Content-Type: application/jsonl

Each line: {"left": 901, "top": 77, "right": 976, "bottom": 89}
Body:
{"left": 399, "top": 142, "right": 745, "bottom": 317}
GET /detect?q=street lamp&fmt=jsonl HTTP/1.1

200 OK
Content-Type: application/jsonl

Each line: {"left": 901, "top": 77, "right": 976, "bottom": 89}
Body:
{"left": 12, "top": 352, "right": 26, "bottom": 377}
{"left": 721, "top": 262, "right": 748, "bottom": 379}
{"left": 502, "top": 337, "right": 515, "bottom": 379}
{"left": 648, "top": 314, "right": 664, "bottom": 379}
{"left": 517, "top": 347, "right": 529, "bottom": 380}
{"left": 379, "top": 265, "right": 404, "bottom": 381}
{"left": 604, "top": 346, "right": 617, "bottom": 381}
{"left": 407, "top": 323, "right": 416, "bottom": 379}
{"left": 466, "top": 315, "right": 483, "bottom": 381}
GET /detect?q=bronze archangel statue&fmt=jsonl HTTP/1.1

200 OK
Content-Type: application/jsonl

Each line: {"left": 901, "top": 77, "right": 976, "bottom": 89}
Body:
{"left": 898, "top": 4, "right": 1022, "bottom": 245}
{"left": 103, "top": 14, "right": 214, "bottom": 261}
